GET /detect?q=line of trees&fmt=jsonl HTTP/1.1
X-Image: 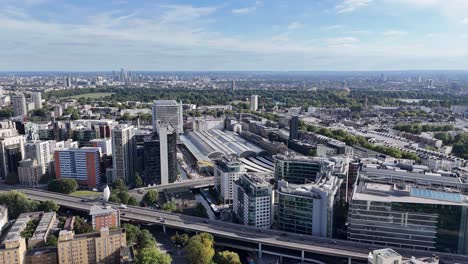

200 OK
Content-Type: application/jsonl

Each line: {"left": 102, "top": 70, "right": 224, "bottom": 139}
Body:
{"left": 124, "top": 223, "right": 171, "bottom": 264}
{"left": 394, "top": 124, "right": 454, "bottom": 134}
{"left": 0, "top": 191, "right": 60, "bottom": 219}
{"left": 183, "top": 233, "right": 241, "bottom": 264}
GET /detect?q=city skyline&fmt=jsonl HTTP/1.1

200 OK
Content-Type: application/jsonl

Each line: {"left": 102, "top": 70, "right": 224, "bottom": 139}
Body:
{"left": 1, "top": 0, "right": 468, "bottom": 71}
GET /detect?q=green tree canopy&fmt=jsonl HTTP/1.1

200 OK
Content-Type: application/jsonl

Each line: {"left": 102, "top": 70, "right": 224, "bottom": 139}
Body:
{"left": 141, "top": 190, "right": 158, "bottom": 207}
{"left": 214, "top": 251, "right": 241, "bottom": 264}
{"left": 0, "top": 190, "right": 39, "bottom": 219}
{"left": 74, "top": 216, "right": 93, "bottom": 234}
{"left": 38, "top": 200, "right": 60, "bottom": 212}
{"left": 48, "top": 179, "right": 78, "bottom": 194}
{"left": 184, "top": 233, "right": 215, "bottom": 264}
{"left": 137, "top": 247, "right": 172, "bottom": 264}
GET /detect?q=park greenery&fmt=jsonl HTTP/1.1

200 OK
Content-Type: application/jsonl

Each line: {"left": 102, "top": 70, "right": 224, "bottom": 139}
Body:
{"left": 0, "top": 191, "right": 60, "bottom": 219}
{"left": 73, "top": 216, "right": 93, "bottom": 234}
{"left": 20, "top": 219, "right": 40, "bottom": 240}
{"left": 123, "top": 223, "right": 171, "bottom": 264}
{"left": 162, "top": 202, "right": 181, "bottom": 213}
{"left": 48, "top": 179, "right": 78, "bottom": 194}
{"left": 394, "top": 124, "right": 454, "bottom": 134}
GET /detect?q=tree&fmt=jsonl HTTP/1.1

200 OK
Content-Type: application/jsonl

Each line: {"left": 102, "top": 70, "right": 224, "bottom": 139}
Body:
{"left": 141, "top": 190, "right": 158, "bottom": 207}
{"left": 123, "top": 223, "right": 140, "bottom": 246}
{"left": 112, "top": 179, "right": 128, "bottom": 191}
{"left": 38, "top": 200, "right": 60, "bottom": 212}
{"left": 214, "top": 251, "right": 241, "bottom": 264}
{"left": 194, "top": 203, "right": 208, "bottom": 218}
{"left": 134, "top": 174, "right": 143, "bottom": 188}
{"left": 138, "top": 247, "right": 172, "bottom": 264}
{"left": 74, "top": 216, "right": 93, "bottom": 234}
{"left": 184, "top": 233, "right": 215, "bottom": 264}
{"left": 48, "top": 179, "right": 78, "bottom": 194}
{"left": 0, "top": 190, "right": 39, "bottom": 219}
{"left": 127, "top": 196, "right": 139, "bottom": 206}
{"left": 45, "top": 234, "right": 58, "bottom": 247}
{"left": 162, "top": 202, "right": 180, "bottom": 213}
{"left": 21, "top": 219, "right": 40, "bottom": 240}
{"left": 171, "top": 232, "right": 189, "bottom": 247}
{"left": 138, "top": 229, "right": 157, "bottom": 249}
{"left": 117, "top": 191, "right": 131, "bottom": 204}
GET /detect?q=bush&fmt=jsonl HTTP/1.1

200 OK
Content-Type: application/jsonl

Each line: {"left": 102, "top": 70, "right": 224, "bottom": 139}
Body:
{"left": 48, "top": 179, "right": 78, "bottom": 194}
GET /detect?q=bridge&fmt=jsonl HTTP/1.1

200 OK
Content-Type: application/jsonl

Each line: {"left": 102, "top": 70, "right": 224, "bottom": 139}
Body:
{"left": 3, "top": 188, "right": 468, "bottom": 264}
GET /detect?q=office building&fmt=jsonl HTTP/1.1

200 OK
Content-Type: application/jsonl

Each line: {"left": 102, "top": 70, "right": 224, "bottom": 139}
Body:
{"left": 231, "top": 79, "right": 236, "bottom": 92}
{"left": 89, "top": 205, "right": 120, "bottom": 231}
{"left": 12, "top": 94, "right": 27, "bottom": 117}
{"left": 427, "top": 79, "right": 434, "bottom": 89}
{"left": 65, "top": 76, "right": 71, "bottom": 88}
{"left": 152, "top": 100, "right": 183, "bottom": 134}
{"left": 58, "top": 228, "right": 126, "bottom": 264}
{"left": 368, "top": 248, "right": 439, "bottom": 264}
{"left": 276, "top": 176, "right": 342, "bottom": 237}
{"left": 90, "top": 138, "right": 112, "bottom": 155}
{"left": 250, "top": 95, "right": 258, "bottom": 111}
{"left": 273, "top": 155, "right": 334, "bottom": 185}
{"left": 54, "top": 105, "right": 63, "bottom": 117}
{"left": 25, "top": 140, "right": 50, "bottom": 175}
{"left": 289, "top": 115, "right": 299, "bottom": 140}
{"left": 73, "top": 129, "right": 97, "bottom": 147}
{"left": 214, "top": 156, "right": 247, "bottom": 204}
{"left": 348, "top": 166, "right": 468, "bottom": 254}
{"left": 233, "top": 174, "right": 272, "bottom": 228}
{"left": 0, "top": 128, "right": 25, "bottom": 179}
{"left": 111, "top": 125, "right": 136, "bottom": 183}
{"left": 54, "top": 147, "right": 101, "bottom": 188}
{"left": 18, "top": 159, "right": 43, "bottom": 186}
{"left": 143, "top": 122, "right": 177, "bottom": 185}
{"left": 30, "top": 92, "right": 42, "bottom": 110}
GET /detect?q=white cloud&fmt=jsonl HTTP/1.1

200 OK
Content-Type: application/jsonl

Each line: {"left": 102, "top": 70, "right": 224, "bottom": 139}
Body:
{"left": 322, "top": 24, "right": 344, "bottom": 30}
{"left": 287, "top": 21, "right": 303, "bottom": 30}
{"left": 461, "top": 18, "right": 468, "bottom": 25}
{"left": 336, "top": 0, "right": 373, "bottom": 13}
{"left": 383, "top": 30, "right": 408, "bottom": 37}
{"left": 160, "top": 5, "right": 217, "bottom": 24}
{"left": 232, "top": 1, "right": 262, "bottom": 14}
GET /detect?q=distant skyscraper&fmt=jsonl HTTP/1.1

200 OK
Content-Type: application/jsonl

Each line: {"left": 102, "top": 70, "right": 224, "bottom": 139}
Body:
{"left": 25, "top": 140, "right": 51, "bottom": 175}
{"left": 30, "top": 92, "right": 42, "bottom": 110}
{"left": 12, "top": 94, "right": 27, "bottom": 117}
{"left": 111, "top": 125, "right": 136, "bottom": 183}
{"left": 289, "top": 115, "right": 299, "bottom": 140}
{"left": 250, "top": 95, "right": 258, "bottom": 112}
{"left": 120, "top": 68, "right": 127, "bottom": 83}
{"left": 418, "top": 75, "right": 422, "bottom": 83}
{"left": 152, "top": 100, "right": 183, "bottom": 134}
{"left": 427, "top": 79, "right": 434, "bottom": 88}
{"left": 66, "top": 76, "right": 72, "bottom": 88}
{"left": 231, "top": 79, "right": 236, "bottom": 92}
{"left": 143, "top": 122, "right": 177, "bottom": 185}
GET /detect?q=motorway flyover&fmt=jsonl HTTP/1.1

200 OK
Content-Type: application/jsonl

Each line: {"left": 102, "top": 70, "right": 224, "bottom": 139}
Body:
{"left": 4, "top": 188, "right": 468, "bottom": 264}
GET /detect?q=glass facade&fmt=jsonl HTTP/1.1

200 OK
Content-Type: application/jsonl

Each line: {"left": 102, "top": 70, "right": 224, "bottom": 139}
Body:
{"left": 274, "top": 156, "right": 332, "bottom": 185}
{"left": 348, "top": 200, "right": 468, "bottom": 253}
{"left": 277, "top": 193, "right": 316, "bottom": 235}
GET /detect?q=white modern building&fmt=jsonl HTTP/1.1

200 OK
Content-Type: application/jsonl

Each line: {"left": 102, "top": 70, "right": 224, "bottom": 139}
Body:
{"left": 30, "top": 92, "right": 42, "bottom": 110}
{"left": 90, "top": 138, "right": 112, "bottom": 155}
{"left": 250, "top": 95, "right": 258, "bottom": 112}
{"left": 214, "top": 156, "right": 247, "bottom": 204}
{"left": 233, "top": 174, "right": 272, "bottom": 229}
{"left": 12, "top": 94, "right": 27, "bottom": 117}
{"left": 111, "top": 125, "right": 136, "bottom": 183}
{"left": 25, "top": 140, "right": 51, "bottom": 175}
{"left": 152, "top": 100, "right": 183, "bottom": 134}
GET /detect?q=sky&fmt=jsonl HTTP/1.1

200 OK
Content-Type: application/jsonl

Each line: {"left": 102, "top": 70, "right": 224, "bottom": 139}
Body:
{"left": 1, "top": 0, "right": 468, "bottom": 71}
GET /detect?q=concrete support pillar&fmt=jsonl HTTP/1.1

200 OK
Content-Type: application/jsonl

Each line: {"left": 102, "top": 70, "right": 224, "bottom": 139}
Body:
{"left": 348, "top": 257, "right": 352, "bottom": 264}
{"left": 280, "top": 256, "right": 283, "bottom": 264}
{"left": 301, "top": 250, "right": 304, "bottom": 263}
{"left": 258, "top": 243, "right": 262, "bottom": 258}
{"left": 163, "top": 225, "right": 166, "bottom": 234}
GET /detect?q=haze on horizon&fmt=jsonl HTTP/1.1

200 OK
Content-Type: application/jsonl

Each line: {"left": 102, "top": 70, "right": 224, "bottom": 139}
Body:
{"left": 1, "top": 0, "right": 468, "bottom": 71}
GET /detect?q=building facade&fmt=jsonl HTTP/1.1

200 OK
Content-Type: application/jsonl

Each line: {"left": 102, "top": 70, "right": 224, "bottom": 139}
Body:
{"left": 18, "top": 159, "right": 43, "bottom": 186}
{"left": 152, "top": 100, "right": 183, "bottom": 134}
{"left": 111, "top": 125, "right": 136, "bottom": 183}
{"left": 276, "top": 176, "right": 342, "bottom": 237}
{"left": 273, "top": 155, "right": 334, "bottom": 185}
{"left": 143, "top": 123, "right": 177, "bottom": 185}
{"left": 25, "top": 140, "right": 50, "bottom": 175}
{"left": 233, "top": 174, "right": 272, "bottom": 228}
{"left": 30, "top": 92, "right": 42, "bottom": 110}
{"left": 250, "top": 95, "right": 258, "bottom": 111}
{"left": 214, "top": 156, "right": 247, "bottom": 204}
{"left": 54, "top": 147, "right": 101, "bottom": 188}
{"left": 12, "top": 94, "right": 27, "bottom": 117}
{"left": 89, "top": 205, "right": 120, "bottom": 231}
{"left": 57, "top": 228, "right": 126, "bottom": 264}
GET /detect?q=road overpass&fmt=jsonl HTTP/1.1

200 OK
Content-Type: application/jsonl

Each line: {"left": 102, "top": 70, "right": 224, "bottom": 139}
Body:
{"left": 3, "top": 188, "right": 468, "bottom": 264}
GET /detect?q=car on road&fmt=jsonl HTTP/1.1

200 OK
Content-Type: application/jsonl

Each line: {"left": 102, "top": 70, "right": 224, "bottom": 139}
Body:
{"left": 120, "top": 204, "right": 127, "bottom": 209}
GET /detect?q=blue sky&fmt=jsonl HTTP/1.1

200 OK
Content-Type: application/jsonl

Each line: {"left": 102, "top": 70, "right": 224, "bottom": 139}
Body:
{"left": 1, "top": 0, "right": 468, "bottom": 71}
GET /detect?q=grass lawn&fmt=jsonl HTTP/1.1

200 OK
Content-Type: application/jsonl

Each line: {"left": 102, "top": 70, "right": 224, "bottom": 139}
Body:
{"left": 70, "top": 190, "right": 101, "bottom": 197}
{"left": 66, "top": 92, "right": 114, "bottom": 99}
